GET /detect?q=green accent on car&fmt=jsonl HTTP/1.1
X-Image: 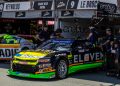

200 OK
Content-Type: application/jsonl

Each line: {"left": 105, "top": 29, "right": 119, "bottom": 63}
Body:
{"left": 8, "top": 62, "right": 104, "bottom": 79}
{"left": 8, "top": 69, "right": 55, "bottom": 79}
{"left": 68, "top": 62, "right": 103, "bottom": 74}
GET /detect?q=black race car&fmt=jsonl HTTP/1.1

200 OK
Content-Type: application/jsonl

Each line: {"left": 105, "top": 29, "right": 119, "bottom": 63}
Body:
{"left": 8, "top": 39, "right": 105, "bottom": 79}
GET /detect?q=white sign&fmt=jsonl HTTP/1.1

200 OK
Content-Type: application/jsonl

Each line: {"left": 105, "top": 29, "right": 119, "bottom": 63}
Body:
{"left": 0, "top": 44, "right": 21, "bottom": 58}
{"left": 77, "top": 0, "right": 117, "bottom": 9}
{"left": 3, "top": 1, "right": 31, "bottom": 11}
{"left": 0, "top": 48, "right": 21, "bottom": 58}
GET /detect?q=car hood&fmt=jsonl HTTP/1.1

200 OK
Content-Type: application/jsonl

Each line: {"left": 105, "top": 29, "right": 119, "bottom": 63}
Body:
{"left": 14, "top": 50, "right": 54, "bottom": 60}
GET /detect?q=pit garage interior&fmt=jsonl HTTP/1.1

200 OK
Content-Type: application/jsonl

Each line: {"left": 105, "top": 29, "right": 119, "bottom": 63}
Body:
{"left": 59, "top": 15, "right": 120, "bottom": 39}
{"left": 0, "top": 18, "right": 55, "bottom": 36}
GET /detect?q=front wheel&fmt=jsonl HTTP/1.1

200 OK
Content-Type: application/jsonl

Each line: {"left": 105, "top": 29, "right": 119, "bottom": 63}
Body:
{"left": 56, "top": 59, "right": 68, "bottom": 79}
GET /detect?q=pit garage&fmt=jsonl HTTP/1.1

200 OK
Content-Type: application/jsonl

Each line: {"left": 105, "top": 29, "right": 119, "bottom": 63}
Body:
{"left": 0, "top": 18, "right": 54, "bottom": 35}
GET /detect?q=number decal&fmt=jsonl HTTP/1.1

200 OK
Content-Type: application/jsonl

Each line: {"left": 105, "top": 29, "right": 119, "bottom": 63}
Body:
{"left": 71, "top": 1, "right": 75, "bottom": 8}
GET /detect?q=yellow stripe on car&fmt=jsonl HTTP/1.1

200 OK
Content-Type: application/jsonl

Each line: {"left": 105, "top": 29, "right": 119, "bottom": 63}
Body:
{"left": 13, "top": 60, "right": 38, "bottom": 66}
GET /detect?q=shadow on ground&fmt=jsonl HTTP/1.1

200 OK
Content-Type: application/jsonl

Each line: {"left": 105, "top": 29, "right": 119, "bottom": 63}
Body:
{"left": 69, "top": 70, "right": 120, "bottom": 85}
{"left": 7, "top": 75, "right": 64, "bottom": 82}
{"left": 0, "top": 62, "right": 10, "bottom": 69}
{"left": 1, "top": 63, "right": 120, "bottom": 84}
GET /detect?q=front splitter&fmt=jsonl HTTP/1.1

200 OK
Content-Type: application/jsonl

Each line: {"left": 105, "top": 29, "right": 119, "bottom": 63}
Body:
{"left": 8, "top": 69, "right": 56, "bottom": 79}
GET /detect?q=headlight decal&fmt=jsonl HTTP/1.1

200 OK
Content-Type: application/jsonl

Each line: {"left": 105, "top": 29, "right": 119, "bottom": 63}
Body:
{"left": 36, "top": 63, "right": 54, "bottom": 73}
{"left": 38, "top": 63, "right": 51, "bottom": 68}
{"left": 38, "top": 58, "right": 50, "bottom": 63}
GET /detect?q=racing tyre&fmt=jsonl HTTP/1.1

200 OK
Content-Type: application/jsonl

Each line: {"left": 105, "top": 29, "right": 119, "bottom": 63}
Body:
{"left": 56, "top": 59, "right": 68, "bottom": 79}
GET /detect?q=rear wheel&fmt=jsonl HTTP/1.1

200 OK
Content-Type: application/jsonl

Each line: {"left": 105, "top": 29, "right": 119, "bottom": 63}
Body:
{"left": 56, "top": 59, "right": 68, "bottom": 79}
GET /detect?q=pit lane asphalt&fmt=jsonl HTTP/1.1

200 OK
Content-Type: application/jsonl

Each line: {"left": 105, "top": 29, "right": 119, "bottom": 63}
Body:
{"left": 0, "top": 62, "right": 120, "bottom": 86}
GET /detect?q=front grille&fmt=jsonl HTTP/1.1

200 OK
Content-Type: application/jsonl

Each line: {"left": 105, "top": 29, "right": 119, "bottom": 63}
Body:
{"left": 12, "top": 64, "right": 38, "bottom": 73}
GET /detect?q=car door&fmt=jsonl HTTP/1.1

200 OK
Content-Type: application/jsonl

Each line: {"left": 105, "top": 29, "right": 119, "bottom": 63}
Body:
{"left": 81, "top": 41, "right": 104, "bottom": 65}
{"left": 70, "top": 40, "right": 84, "bottom": 65}
{"left": 71, "top": 40, "right": 103, "bottom": 64}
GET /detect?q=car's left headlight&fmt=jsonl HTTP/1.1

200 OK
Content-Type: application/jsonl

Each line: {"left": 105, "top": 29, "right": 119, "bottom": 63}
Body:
{"left": 38, "top": 58, "right": 50, "bottom": 63}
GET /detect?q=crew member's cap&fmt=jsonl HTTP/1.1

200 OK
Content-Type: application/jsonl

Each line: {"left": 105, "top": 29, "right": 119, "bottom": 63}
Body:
{"left": 89, "top": 26, "right": 95, "bottom": 29}
{"left": 106, "top": 28, "right": 111, "bottom": 31}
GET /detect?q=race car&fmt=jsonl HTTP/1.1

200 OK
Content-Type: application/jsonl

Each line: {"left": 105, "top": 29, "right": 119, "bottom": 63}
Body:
{"left": 0, "top": 34, "right": 35, "bottom": 60}
{"left": 12, "top": 35, "right": 35, "bottom": 50}
{"left": 8, "top": 39, "right": 105, "bottom": 79}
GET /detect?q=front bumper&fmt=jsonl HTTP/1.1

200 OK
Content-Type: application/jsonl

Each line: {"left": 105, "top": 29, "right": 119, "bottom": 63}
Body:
{"left": 8, "top": 69, "right": 55, "bottom": 79}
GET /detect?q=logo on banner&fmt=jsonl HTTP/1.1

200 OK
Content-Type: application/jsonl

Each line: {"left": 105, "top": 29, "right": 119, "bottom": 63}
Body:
{"left": 43, "top": 12, "right": 50, "bottom": 16}
{"left": 61, "top": 11, "right": 74, "bottom": 16}
{"left": 15, "top": 12, "right": 25, "bottom": 17}
{"left": 57, "top": 2, "right": 65, "bottom": 8}
{"left": 97, "top": 2, "right": 117, "bottom": 14}
{"left": 0, "top": 3, "right": 4, "bottom": 11}
{"left": 56, "top": 0, "right": 68, "bottom": 9}
{"left": 56, "top": 0, "right": 79, "bottom": 9}
{"left": 41, "top": 11, "right": 52, "bottom": 17}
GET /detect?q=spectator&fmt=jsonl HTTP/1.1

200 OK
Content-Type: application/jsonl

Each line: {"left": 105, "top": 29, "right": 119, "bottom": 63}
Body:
{"left": 50, "top": 28, "right": 64, "bottom": 39}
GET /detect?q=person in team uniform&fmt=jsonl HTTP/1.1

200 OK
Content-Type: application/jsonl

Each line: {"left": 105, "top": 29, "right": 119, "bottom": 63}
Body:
{"left": 50, "top": 28, "right": 64, "bottom": 39}
{"left": 102, "top": 28, "right": 114, "bottom": 73}
{"left": 87, "top": 26, "right": 98, "bottom": 47}
{"left": 107, "top": 38, "right": 120, "bottom": 77}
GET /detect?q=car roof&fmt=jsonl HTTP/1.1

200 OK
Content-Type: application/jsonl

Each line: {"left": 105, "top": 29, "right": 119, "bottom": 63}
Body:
{"left": 49, "top": 39, "right": 74, "bottom": 44}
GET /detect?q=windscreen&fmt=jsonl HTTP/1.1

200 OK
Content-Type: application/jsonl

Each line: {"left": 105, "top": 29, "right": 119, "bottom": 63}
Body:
{"left": 37, "top": 40, "right": 73, "bottom": 51}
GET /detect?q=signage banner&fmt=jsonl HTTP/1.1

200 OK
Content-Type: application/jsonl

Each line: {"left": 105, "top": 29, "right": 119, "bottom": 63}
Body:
{"left": 67, "top": 0, "right": 79, "bottom": 9}
{"left": 97, "top": 2, "right": 117, "bottom": 14}
{"left": 41, "top": 11, "right": 52, "bottom": 17}
{"left": 0, "top": 44, "right": 21, "bottom": 58}
{"left": 15, "top": 12, "right": 26, "bottom": 17}
{"left": 97, "top": 13, "right": 120, "bottom": 18}
{"left": 61, "top": 10, "right": 74, "bottom": 16}
{"left": 0, "top": 3, "right": 4, "bottom": 11}
{"left": 3, "top": 2, "right": 31, "bottom": 11}
{"left": 77, "top": 0, "right": 99, "bottom": 9}
{"left": 56, "top": 0, "right": 117, "bottom": 10}
{"left": 77, "top": 0, "right": 117, "bottom": 9}
{"left": 55, "top": 0, "right": 68, "bottom": 9}
{"left": 33, "top": 1, "right": 53, "bottom": 10}
{"left": 56, "top": 0, "right": 79, "bottom": 9}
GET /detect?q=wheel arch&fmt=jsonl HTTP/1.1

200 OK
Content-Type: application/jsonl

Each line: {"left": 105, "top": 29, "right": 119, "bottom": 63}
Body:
{"left": 53, "top": 56, "right": 69, "bottom": 69}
